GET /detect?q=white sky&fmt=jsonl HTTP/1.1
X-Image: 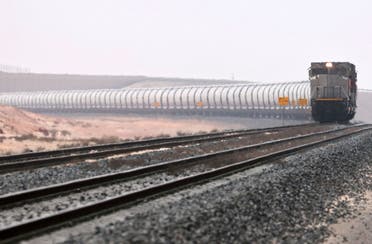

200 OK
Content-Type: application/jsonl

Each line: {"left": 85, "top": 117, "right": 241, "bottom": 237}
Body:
{"left": 1, "top": 0, "right": 371, "bottom": 88}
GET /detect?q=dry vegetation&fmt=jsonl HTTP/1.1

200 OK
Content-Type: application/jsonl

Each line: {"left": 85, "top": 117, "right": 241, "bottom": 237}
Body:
{"left": 0, "top": 105, "right": 248, "bottom": 155}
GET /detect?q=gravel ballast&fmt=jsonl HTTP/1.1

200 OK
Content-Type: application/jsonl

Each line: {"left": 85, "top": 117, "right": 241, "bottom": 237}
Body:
{"left": 0, "top": 124, "right": 342, "bottom": 195}
{"left": 25, "top": 130, "right": 372, "bottom": 243}
{"left": 0, "top": 164, "right": 209, "bottom": 228}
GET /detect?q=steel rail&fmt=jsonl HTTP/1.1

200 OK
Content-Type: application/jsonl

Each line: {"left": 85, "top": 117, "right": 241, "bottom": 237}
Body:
{"left": 0, "top": 124, "right": 367, "bottom": 208}
{"left": 0, "top": 123, "right": 319, "bottom": 173}
{"left": 0, "top": 125, "right": 370, "bottom": 243}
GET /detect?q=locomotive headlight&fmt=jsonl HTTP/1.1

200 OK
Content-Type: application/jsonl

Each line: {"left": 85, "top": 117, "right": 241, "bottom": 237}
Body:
{"left": 325, "top": 62, "right": 333, "bottom": 68}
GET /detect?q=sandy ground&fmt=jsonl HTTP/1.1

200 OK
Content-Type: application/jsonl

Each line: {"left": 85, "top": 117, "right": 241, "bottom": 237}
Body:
{"left": 326, "top": 191, "right": 372, "bottom": 243}
{"left": 0, "top": 105, "right": 296, "bottom": 155}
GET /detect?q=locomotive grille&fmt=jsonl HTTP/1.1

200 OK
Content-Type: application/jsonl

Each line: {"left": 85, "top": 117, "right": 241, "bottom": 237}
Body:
{"left": 315, "top": 86, "right": 342, "bottom": 99}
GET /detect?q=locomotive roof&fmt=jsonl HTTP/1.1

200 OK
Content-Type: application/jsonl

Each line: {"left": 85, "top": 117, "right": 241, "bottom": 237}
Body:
{"left": 309, "top": 62, "right": 357, "bottom": 80}
{"left": 310, "top": 62, "right": 356, "bottom": 70}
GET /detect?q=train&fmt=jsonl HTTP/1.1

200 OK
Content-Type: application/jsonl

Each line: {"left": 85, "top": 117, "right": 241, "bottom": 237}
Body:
{"left": 309, "top": 62, "right": 357, "bottom": 122}
{"left": 0, "top": 63, "right": 358, "bottom": 122}
{"left": 0, "top": 82, "right": 311, "bottom": 119}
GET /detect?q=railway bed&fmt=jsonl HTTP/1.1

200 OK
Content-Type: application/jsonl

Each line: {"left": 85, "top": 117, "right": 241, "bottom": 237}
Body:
{"left": 0, "top": 122, "right": 326, "bottom": 174}
{"left": 0, "top": 123, "right": 345, "bottom": 196}
{"left": 0, "top": 123, "right": 370, "bottom": 243}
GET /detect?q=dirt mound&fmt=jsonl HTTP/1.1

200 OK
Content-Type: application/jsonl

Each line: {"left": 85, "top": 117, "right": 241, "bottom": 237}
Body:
{"left": 0, "top": 105, "right": 246, "bottom": 155}
{"left": 0, "top": 105, "right": 57, "bottom": 137}
{"left": 0, "top": 105, "right": 84, "bottom": 138}
{"left": 0, "top": 105, "right": 91, "bottom": 154}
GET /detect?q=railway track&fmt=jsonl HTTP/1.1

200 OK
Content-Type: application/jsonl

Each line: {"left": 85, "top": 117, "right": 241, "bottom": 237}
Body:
{"left": 0, "top": 123, "right": 323, "bottom": 173}
{"left": 0, "top": 123, "right": 370, "bottom": 243}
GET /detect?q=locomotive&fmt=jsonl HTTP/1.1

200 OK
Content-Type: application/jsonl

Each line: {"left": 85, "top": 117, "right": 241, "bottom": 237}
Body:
{"left": 309, "top": 62, "right": 357, "bottom": 122}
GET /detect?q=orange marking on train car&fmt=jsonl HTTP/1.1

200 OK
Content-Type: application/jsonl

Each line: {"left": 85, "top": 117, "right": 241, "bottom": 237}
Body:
{"left": 152, "top": 101, "right": 161, "bottom": 107}
{"left": 297, "top": 98, "right": 308, "bottom": 106}
{"left": 278, "top": 97, "right": 289, "bottom": 106}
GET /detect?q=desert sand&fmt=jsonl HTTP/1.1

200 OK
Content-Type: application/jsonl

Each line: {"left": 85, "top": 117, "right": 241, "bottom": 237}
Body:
{"left": 326, "top": 191, "right": 372, "bottom": 243}
{"left": 0, "top": 105, "right": 288, "bottom": 155}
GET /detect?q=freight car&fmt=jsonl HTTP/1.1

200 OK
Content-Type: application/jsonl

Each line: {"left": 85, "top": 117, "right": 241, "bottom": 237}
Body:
{"left": 309, "top": 62, "right": 357, "bottom": 122}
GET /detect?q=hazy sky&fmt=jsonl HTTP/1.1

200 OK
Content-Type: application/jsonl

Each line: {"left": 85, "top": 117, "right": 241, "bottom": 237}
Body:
{"left": 1, "top": 0, "right": 371, "bottom": 88}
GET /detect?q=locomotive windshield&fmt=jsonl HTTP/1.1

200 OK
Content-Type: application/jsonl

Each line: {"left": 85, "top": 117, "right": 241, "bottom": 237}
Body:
{"left": 310, "top": 67, "right": 348, "bottom": 76}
